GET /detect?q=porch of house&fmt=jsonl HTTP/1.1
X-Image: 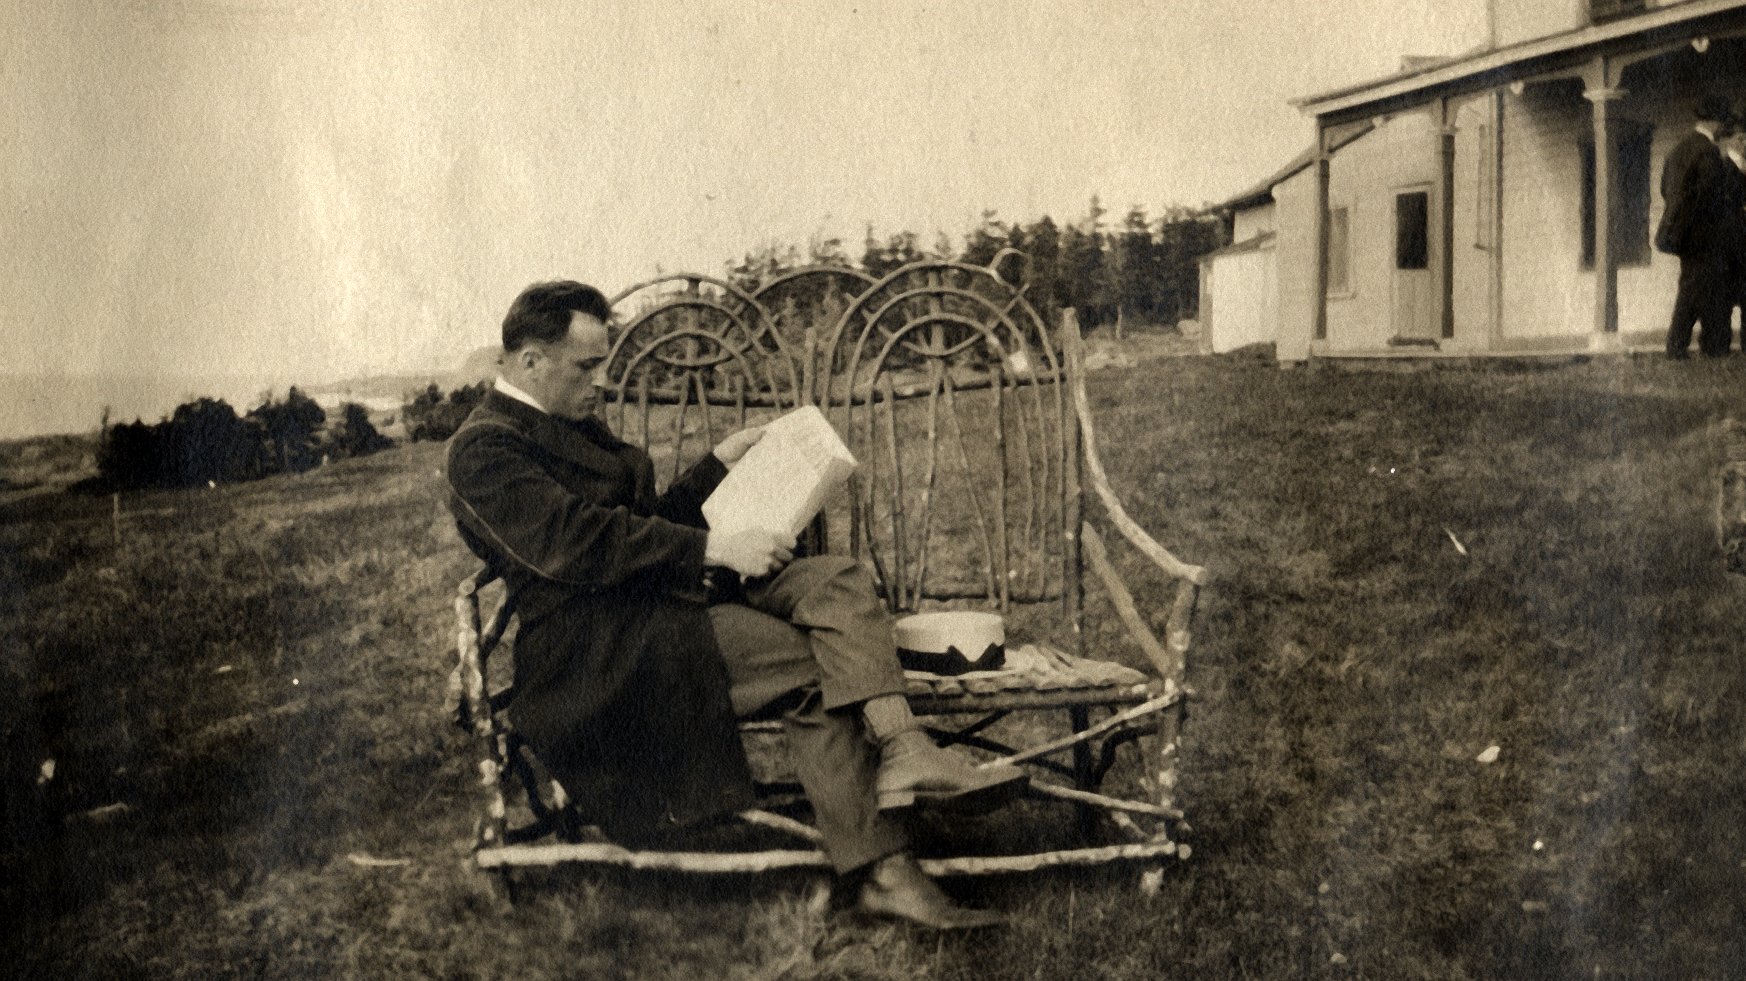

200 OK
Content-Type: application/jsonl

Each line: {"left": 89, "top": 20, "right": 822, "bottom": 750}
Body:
{"left": 1288, "top": 2, "right": 1746, "bottom": 363}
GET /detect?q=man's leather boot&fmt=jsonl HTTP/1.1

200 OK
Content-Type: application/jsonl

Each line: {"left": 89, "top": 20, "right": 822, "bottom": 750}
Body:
{"left": 857, "top": 853, "right": 1005, "bottom": 930}
{"left": 874, "top": 729, "right": 1028, "bottom": 811}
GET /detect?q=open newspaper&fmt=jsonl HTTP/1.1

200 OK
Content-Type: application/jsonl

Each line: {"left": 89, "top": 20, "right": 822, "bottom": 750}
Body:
{"left": 701, "top": 405, "right": 857, "bottom": 540}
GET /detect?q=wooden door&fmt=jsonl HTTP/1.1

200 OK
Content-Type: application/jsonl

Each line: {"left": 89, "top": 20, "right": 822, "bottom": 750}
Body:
{"left": 1391, "top": 186, "right": 1435, "bottom": 342}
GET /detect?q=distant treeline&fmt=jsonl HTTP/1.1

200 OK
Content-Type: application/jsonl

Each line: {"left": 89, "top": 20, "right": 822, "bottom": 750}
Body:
{"left": 86, "top": 199, "right": 1222, "bottom": 491}
{"left": 87, "top": 380, "right": 488, "bottom": 493}
{"left": 727, "top": 198, "right": 1228, "bottom": 330}
{"left": 86, "top": 378, "right": 494, "bottom": 496}
{"left": 90, "top": 388, "right": 393, "bottom": 492}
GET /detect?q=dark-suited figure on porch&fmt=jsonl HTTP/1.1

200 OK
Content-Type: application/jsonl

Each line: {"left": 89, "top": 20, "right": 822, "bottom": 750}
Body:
{"left": 444, "top": 280, "right": 1028, "bottom": 930}
{"left": 1720, "top": 117, "right": 1746, "bottom": 332}
{"left": 1657, "top": 94, "right": 1739, "bottom": 358}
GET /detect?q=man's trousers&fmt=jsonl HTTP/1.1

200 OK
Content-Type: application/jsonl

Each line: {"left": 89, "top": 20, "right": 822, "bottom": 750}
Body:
{"left": 709, "top": 555, "right": 910, "bottom": 874}
{"left": 1668, "top": 251, "right": 1735, "bottom": 356}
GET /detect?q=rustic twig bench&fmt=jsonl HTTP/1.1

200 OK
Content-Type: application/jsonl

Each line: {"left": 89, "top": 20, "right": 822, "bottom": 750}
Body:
{"left": 449, "top": 253, "right": 1208, "bottom": 891}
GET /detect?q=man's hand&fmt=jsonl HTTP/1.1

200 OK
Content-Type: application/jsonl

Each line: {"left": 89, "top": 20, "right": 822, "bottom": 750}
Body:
{"left": 712, "top": 426, "right": 765, "bottom": 470}
{"left": 705, "top": 528, "right": 795, "bottom": 578}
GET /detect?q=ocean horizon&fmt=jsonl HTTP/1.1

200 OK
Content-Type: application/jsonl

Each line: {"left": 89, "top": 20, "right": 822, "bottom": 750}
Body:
{"left": 1, "top": 373, "right": 282, "bottom": 441}
{"left": 0, "top": 372, "right": 439, "bottom": 442}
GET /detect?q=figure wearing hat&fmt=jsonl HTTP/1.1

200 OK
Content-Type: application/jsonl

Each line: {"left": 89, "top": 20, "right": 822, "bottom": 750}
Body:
{"left": 1656, "top": 94, "right": 1739, "bottom": 358}
{"left": 1721, "top": 101, "right": 1746, "bottom": 334}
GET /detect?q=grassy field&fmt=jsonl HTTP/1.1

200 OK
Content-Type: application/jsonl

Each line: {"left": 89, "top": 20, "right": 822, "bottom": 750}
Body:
{"left": 4, "top": 346, "right": 1746, "bottom": 978}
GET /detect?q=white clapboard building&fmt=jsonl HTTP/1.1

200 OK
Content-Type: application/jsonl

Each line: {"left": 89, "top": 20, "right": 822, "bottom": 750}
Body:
{"left": 1203, "top": 0, "right": 1746, "bottom": 361}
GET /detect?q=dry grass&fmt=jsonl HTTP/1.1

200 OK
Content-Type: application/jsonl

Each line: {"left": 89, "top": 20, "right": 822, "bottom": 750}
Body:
{"left": 4, "top": 348, "right": 1746, "bottom": 978}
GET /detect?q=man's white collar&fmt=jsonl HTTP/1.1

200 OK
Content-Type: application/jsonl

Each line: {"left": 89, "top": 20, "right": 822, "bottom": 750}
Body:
{"left": 494, "top": 376, "right": 546, "bottom": 414}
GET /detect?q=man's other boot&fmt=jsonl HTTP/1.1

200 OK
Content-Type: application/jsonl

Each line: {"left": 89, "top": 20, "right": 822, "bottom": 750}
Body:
{"left": 857, "top": 853, "right": 1005, "bottom": 930}
{"left": 874, "top": 729, "right": 1028, "bottom": 812}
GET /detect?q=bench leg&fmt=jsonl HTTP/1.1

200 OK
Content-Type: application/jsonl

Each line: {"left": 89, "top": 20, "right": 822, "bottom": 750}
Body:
{"left": 1125, "top": 700, "right": 1191, "bottom": 892}
{"left": 1068, "top": 706, "right": 1098, "bottom": 838}
{"left": 489, "top": 866, "right": 519, "bottom": 907}
{"left": 1152, "top": 701, "right": 1185, "bottom": 820}
{"left": 1067, "top": 706, "right": 1095, "bottom": 789}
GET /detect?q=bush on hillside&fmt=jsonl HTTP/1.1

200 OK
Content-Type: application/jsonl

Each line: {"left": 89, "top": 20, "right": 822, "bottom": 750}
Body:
{"left": 88, "top": 387, "right": 393, "bottom": 493}
{"left": 247, "top": 387, "right": 326, "bottom": 474}
{"left": 404, "top": 382, "right": 486, "bottom": 442}
{"left": 323, "top": 402, "right": 394, "bottom": 460}
{"left": 161, "top": 397, "right": 270, "bottom": 486}
{"left": 95, "top": 398, "right": 265, "bottom": 491}
{"left": 94, "top": 418, "right": 166, "bottom": 491}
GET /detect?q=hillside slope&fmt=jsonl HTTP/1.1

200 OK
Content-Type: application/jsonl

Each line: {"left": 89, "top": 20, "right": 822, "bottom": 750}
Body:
{"left": 3, "top": 353, "right": 1745, "bottom": 978}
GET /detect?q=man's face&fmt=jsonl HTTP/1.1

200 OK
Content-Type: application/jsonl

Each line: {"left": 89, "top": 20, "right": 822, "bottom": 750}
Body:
{"left": 529, "top": 311, "right": 612, "bottom": 421}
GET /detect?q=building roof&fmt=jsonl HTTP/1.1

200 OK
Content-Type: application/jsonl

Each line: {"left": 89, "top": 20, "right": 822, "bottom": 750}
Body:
{"left": 1294, "top": 0, "right": 1746, "bottom": 120}
{"left": 1207, "top": 123, "right": 1377, "bottom": 214}
{"left": 1198, "top": 231, "right": 1276, "bottom": 264}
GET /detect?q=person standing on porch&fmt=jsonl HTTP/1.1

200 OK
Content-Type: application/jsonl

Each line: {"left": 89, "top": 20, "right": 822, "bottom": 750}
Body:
{"left": 1717, "top": 120, "right": 1746, "bottom": 337}
{"left": 1656, "top": 95, "right": 1737, "bottom": 358}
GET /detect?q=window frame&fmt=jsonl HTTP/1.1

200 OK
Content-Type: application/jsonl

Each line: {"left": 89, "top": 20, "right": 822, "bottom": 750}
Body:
{"left": 1579, "top": 120, "right": 1654, "bottom": 271}
{"left": 1326, "top": 204, "right": 1354, "bottom": 297}
{"left": 1394, "top": 190, "right": 1430, "bottom": 272}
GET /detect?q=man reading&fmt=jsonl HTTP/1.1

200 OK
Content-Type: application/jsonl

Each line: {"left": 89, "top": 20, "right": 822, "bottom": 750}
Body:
{"left": 445, "top": 280, "right": 1027, "bottom": 929}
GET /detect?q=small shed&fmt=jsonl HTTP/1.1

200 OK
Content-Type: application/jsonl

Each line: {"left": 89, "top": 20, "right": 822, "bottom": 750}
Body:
{"left": 1197, "top": 232, "right": 1276, "bottom": 354}
{"left": 1201, "top": 125, "right": 1375, "bottom": 359}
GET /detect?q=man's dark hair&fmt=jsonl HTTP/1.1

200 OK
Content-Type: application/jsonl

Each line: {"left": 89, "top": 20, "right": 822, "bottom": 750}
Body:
{"left": 502, "top": 280, "right": 614, "bottom": 352}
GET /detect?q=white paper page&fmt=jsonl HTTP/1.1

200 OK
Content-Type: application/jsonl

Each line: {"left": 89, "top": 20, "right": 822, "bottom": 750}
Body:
{"left": 701, "top": 405, "right": 857, "bottom": 540}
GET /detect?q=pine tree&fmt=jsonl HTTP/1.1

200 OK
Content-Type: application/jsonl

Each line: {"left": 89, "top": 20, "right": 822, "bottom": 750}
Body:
{"left": 860, "top": 228, "right": 923, "bottom": 279}
{"left": 1060, "top": 197, "right": 1114, "bottom": 327}
{"left": 1023, "top": 216, "right": 1063, "bottom": 320}
{"left": 1111, "top": 205, "right": 1157, "bottom": 332}
{"left": 961, "top": 210, "right": 1008, "bottom": 267}
{"left": 248, "top": 388, "right": 326, "bottom": 473}
{"left": 325, "top": 402, "right": 394, "bottom": 459}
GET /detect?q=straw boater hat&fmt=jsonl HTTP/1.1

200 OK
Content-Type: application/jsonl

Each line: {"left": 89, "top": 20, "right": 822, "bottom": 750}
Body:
{"left": 893, "top": 611, "right": 1007, "bottom": 676}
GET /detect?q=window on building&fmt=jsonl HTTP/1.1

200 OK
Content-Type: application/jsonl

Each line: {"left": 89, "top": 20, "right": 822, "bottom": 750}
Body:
{"left": 1589, "top": 0, "right": 1648, "bottom": 24}
{"left": 1395, "top": 191, "right": 1429, "bottom": 270}
{"left": 1327, "top": 206, "right": 1351, "bottom": 294}
{"left": 1580, "top": 124, "right": 1653, "bottom": 269}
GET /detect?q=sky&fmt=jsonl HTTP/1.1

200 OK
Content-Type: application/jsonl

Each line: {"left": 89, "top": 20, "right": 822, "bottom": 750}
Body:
{"left": 1, "top": 0, "right": 1486, "bottom": 432}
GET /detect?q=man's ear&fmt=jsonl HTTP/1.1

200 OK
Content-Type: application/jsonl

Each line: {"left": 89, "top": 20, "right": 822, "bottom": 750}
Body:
{"left": 517, "top": 346, "right": 543, "bottom": 373}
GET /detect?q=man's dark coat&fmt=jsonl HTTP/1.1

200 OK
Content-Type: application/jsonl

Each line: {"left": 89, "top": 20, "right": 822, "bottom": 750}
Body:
{"left": 1725, "top": 158, "right": 1746, "bottom": 301}
{"left": 446, "top": 390, "right": 756, "bottom": 841}
{"left": 1657, "top": 130, "right": 1732, "bottom": 259}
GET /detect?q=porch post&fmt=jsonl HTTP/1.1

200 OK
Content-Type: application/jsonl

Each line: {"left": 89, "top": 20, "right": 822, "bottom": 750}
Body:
{"left": 1490, "top": 89, "right": 1506, "bottom": 346}
{"left": 1433, "top": 99, "right": 1457, "bottom": 340}
{"left": 1313, "top": 123, "right": 1331, "bottom": 343}
{"left": 1585, "top": 85, "right": 1628, "bottom": 338}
